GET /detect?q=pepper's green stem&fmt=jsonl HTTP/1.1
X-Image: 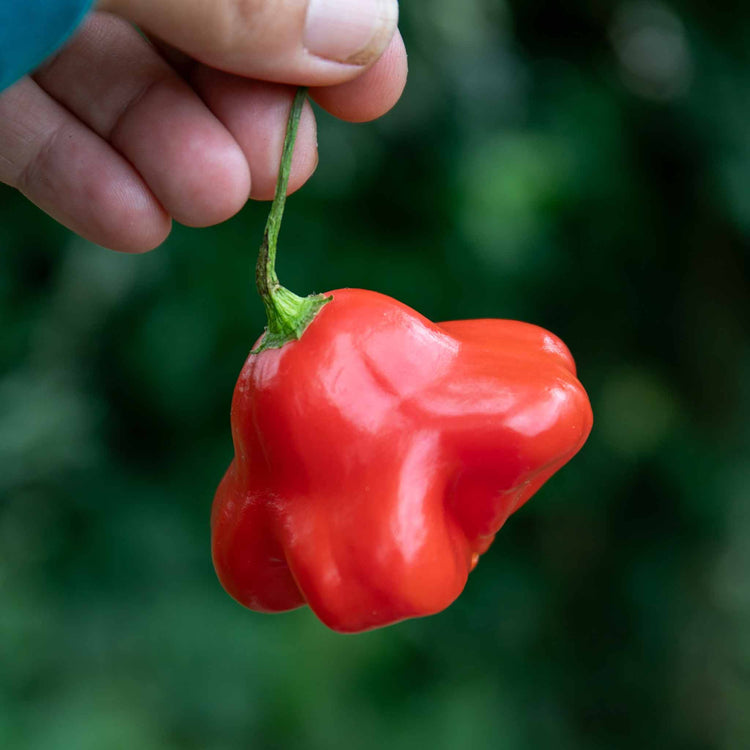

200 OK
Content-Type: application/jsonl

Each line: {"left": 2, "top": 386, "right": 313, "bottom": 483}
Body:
{"left": 253, "top": 87, "right": 331, "bottom": 354}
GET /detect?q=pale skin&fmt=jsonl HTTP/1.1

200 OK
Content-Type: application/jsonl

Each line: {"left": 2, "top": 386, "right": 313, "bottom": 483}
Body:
{"left": 0, "top": 0, "right": 407, "bottom": 252}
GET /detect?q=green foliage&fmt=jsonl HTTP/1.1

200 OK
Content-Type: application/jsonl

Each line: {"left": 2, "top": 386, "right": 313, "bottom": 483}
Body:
{"left": 1, "top": 2, "right": 749, "bottom": 748}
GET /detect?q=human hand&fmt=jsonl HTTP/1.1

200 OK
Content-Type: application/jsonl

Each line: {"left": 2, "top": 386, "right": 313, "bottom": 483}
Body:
{"left": 0, "top": 0, "right": 406, "bottom": 252}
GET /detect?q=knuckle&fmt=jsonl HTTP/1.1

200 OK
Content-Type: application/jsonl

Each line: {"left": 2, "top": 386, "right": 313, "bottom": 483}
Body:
{"left": 17, "top": 126, "right": 63, "bottom": 195}
{"left": 230, "top": 0, "right": 268, "bottom": 28}
{"left": 210, "top": 0, "right": 291, "bottom": 64}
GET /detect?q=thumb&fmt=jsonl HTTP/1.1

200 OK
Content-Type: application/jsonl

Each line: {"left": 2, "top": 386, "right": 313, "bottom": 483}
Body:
{"left": 97, "top": 0, "right": 399, "bottom": 86}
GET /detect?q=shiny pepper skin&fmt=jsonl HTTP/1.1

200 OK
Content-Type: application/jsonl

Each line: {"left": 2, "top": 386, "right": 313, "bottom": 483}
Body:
{"left": 212, "top": 289, "right": 593, "bottom": 633}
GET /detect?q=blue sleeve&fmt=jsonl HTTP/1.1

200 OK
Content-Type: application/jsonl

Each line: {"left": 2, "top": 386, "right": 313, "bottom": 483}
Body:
{"left": 0, "top": 0, "right": 96, "bottom": 92}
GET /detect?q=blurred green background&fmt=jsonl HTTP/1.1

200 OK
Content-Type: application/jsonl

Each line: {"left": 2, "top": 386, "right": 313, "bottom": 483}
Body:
{"left": 1, "top": 1, "right": 749, "bottom": 748}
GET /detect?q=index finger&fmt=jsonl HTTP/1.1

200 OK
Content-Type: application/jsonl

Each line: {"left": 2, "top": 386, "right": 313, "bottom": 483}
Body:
{"left": 310, "top": 29, "right": 407, "bottom": 123}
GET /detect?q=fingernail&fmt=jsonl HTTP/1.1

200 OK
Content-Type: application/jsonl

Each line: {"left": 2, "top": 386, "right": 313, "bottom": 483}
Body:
{"left": 304, "top": 0, "right": 398, "bottom": 65}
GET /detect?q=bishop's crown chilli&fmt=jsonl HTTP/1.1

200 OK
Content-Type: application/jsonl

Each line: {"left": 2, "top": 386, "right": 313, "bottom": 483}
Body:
{"left": 212, "top": 90, "right": 593, "bottom": 633}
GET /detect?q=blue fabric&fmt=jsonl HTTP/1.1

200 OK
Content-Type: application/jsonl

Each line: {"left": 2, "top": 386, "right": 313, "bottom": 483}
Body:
{"left": 0, "top": 0, "right": 95, "bottom": 92}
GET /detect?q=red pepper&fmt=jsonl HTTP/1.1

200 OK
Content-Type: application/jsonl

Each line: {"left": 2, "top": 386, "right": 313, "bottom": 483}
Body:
{"left": 213, "top": 290, "right": 592, "bottom": 632}
{"left": 212, "top": 90, "right": 593, "bottom": 633}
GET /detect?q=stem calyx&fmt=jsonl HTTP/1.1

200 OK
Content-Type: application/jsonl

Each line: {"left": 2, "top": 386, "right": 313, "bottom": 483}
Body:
{"left": 252, "top": 87, "right": 331, "bottom": 355}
